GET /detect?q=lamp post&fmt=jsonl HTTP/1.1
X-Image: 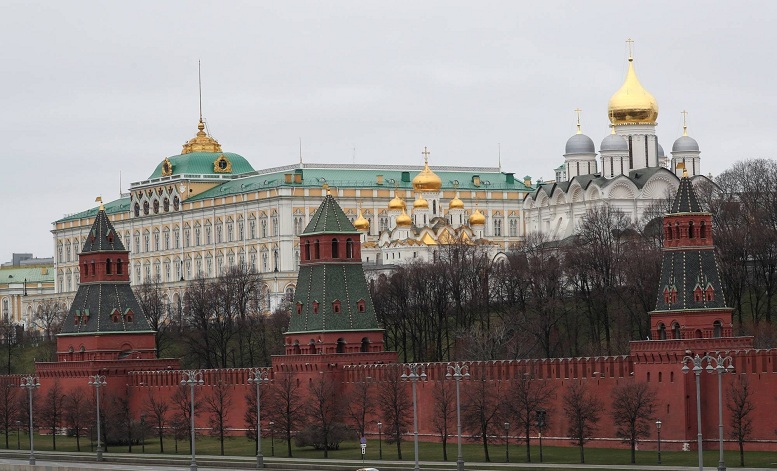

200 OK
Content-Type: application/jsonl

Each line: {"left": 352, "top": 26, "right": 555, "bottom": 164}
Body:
{"left": 446, "top": 362, "right": 469, "bottom": 471}
{"left": 377, "top": 421, "right": 383, "bottom": 460}
{"left": 682, "top": 352, "right": 735, "bottom": 471}
{"left": 536, "top": 408, "right": 546, "bottom": 463}
{"left": 269, "top": 421, "right": 275, "bottom": 457}
{"left": 180, "top": 370, "right": 204, "bottom": 471}
{"left": 402, "top": 363, "right": 427, "bottom": 471}
{"left": 248, "top": 367, "right": 271, "bottom": 469}
{"left": 504, "top": 422, "right": 510, "bottom": 463}
{"left": 656, "top": 419, "right": 662, "bottom": 464}
{"left": 16, "top": 420, "right": 20, "bottom": 450}
{"left": 141, "top": 413, "right": 146, "bottom": 453}
{"left": 19, "top": 375, "right": 40, "bottom": 465}
{"left": 88, "top": 374, "right": 107, "bottom": 462}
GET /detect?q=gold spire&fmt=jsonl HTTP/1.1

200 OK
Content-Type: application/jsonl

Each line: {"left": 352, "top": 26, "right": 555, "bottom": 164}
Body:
{"left": 353, "top": 207, "right": 370, "bottom": 231}
{"left": 681, "top": 110, "right": 688, "bottom": 136}
{"left": 95, "top": 196, "right": 104, "bottom": 211}
{"left": 575, "top": 108, "right": 582, "bottom": 134}
{"left": 607, "top": 40, "right": 659, "bottom": 125}
{"left": 181, "top": 118, "right": 223, "bottom": 154}
{"left": 412, "top": 146, "right": 442, "bottom": 191}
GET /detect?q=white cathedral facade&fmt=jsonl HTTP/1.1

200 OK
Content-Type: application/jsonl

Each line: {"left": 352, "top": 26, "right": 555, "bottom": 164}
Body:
{"left": 523, "top": 50, "right": 708, "bottom": 240}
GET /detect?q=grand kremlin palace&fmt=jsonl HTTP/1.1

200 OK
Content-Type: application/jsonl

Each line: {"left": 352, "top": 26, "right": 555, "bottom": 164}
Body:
{"left": 51, "top": 119, "right": 532, "bottom": 312}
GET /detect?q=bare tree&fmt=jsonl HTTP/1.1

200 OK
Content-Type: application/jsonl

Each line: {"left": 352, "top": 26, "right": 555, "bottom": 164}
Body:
{"left": 143, "top": 390, "right": 169, "bottom": 453}
{"left": 39, "top": 379, "right": 66, "bottom": 450}
{"left": 563, "top": 381, "right": 602, "bottom": 463}
{"left": 507, "top": 373, "right": 556, "bottom": 462}
{"left": 304, "top": 372, "right": 346, "bottom": 458}
{"left": 377, "top": 365, "right": 412, "bottom": 460}
{"left": 431, "top": 379, "right": 456, "bottom": 461}
{"left": 611, "top": 382, "right": 657, "bottom": 463}
{"left": 63, "top": 386, "right": 89, "bottom": 451}
{"left": 264, "top": 372, "right": 303, "bottom": 457}
{"left": 727, "top": 375, "right": 755, "bottom": 466}
{"left": 461, "top": 369, "right": 508, "bottom": 462}
{"left": 171, "top": 384, "right": 199, "bottom": 453}
{"left": 346, "top": 376, "right": 375, "bottom": 438}
{"left": 32, "top": 299, "right": 66, "bottom": 343}
{"left": 134, "top": 277, "right": 170, "bottom": 358}
{"left": 204, "top": 373, "right": 233, "bottom": 455}
{"left": 0, "top": 378, "right": 18, "bottom": 449}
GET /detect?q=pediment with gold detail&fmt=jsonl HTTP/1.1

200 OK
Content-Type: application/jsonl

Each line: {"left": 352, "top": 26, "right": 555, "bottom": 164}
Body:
{"left": 161, "top": 158, "right": 174, "bottom": 176}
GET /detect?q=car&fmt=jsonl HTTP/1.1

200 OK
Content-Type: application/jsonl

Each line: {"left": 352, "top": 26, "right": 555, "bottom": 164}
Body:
{"left": 356, "top": 468, "right": 379, "bottom": 471}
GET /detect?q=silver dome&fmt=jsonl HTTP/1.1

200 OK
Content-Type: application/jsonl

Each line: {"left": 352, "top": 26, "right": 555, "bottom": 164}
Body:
{"left": 600, "top": 133, "right": 628, "bottom": 152}
{"left": 565, "top": 133, "right": 595, "bottom": 155}
{"left": 672, "top": 135, "right": 700, "bottom": 153}
{"left": 657, "top": 142, "right": 665, "bottom": 158}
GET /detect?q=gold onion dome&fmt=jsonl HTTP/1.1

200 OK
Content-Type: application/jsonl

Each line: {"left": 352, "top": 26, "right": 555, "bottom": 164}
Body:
{"left": 412, "top": 160, "right": 442, "bottom": 192}
{"left": 388, "top": 194, "right": 406, "bottom": 210}
{"left": 353, "top": 209, "right": 370, "bottom": 231}
{"left": 181, "top": 118, "right": 223, "bottom": 154}
{"left": 396, "top": 209, "right": 412, "bottom": 227}
{"left": 607, "top": 56, "right": 658, "bottom": 125}
{"left": 413, "top": 195, "right": 429, "bottom": 209}
{"left": 469, "top": 208, "right": 486, "bottom": 226}
{"left": 449, "top": 194, "right": 465, "bottom": 209}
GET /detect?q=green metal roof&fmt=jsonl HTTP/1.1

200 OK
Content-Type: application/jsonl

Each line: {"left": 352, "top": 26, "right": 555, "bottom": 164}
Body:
{"left": 148, "top": 152, "right": 255, "bottom": 179}
{"left": 0, "top": 266, "right": 54, "bottom": 284}
{"left": 56, "top": 197, "right": 130, "bottom": 223}
{"left": 304, "top": 195, "right": 358, "bottom": 234}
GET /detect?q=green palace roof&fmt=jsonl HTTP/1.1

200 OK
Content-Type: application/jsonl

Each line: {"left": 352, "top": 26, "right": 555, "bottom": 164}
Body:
{"left": 148, "top": 152, "right": 255, "bottom": 179}
{"left": 0, "top": 266, "right": 54, "bottom": 284}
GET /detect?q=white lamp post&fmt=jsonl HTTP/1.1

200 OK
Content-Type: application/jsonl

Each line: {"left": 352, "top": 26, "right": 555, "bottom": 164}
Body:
{"left": 682, "top": 352, "right": 734, "bottom": 471}
{"left": 248, "top": 367, "right": 271, "bottom": 468}
{"left": 19, "top": 375, "right": 40, "bottom": 465}
{"left": 402, "top": 363, "right": 426, "bottom": 471}
{"left": 377, "top": 421, "right": 382, "bottom": 460}
{"left": 446, "top": 362, "right": 469, "bottom": 471}
{"left": 88, "top": 375, "right": 107, "bottom": 462}
{"left": 656, "top": 419, "right": 662, "bottom": 464}
{"left": 180, "top": 370, "right": 204, "bottom": 471}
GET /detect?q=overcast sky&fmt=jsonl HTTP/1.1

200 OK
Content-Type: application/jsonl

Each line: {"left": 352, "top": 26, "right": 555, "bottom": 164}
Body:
{"left": 2, "top": 1, "right": 776, "bottom": 260}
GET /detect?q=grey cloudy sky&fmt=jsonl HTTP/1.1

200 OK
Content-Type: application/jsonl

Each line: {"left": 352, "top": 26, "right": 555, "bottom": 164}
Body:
{"left": 2, "top": 1, "right": 775, "bottom": 259}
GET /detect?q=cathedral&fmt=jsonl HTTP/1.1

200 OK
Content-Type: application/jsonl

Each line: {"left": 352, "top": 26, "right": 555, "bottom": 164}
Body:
{"left": 523, "top": 48, "right": 710, "bottom": 240}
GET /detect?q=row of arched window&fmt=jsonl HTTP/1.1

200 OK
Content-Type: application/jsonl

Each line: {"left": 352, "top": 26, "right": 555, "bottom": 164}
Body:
{"left": 82, "top": 258, "right": 124, "bottom": 277}
{"left": 296, "top": 299, "right": 366, "bottom": 315}
{"left": 657, "top": 320, "right": 723, "bottom": 339}
{"left": 665, "top": 220, "right": 707, "bottom": 241}
{"left": 303, "top": 238, "right": 355, "bottom": 261}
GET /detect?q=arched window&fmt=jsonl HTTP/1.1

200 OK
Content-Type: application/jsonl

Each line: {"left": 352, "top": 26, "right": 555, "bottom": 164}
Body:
{"left": 658, "top": 323, "right": 666, "bottom": 340}
{"left": 672, "top": 322, "right": 681, "bottom": 339}
{"left": 314, "top": 240, "right": 320, "bottom": 259}
{"left": 713, "top": 320, "right": 722, "bottom": 338}
{"left": 361, "top": 337, "right": 370, "bottom": 352}
{"left": 331, "top": 238, "right": 339, "bottom": 258}
{"left": 293, "top": 341, "right": 301, "bottom": 355}
{"left": 700, "top": 221, "right": 707, "bottom": 239}
{"left": 117, "top": 258, "right": 123, "bottom": 275}
{"left": 91, "top": 260, "right": 96, "bottom": 276}
{"left": 304, "top": 240, "right": 311, "bottom": 261}
{"left": 106, "top": 258, "right": 112, "bottom": 275}
{"left": 336, "top": 338, "right": 346, "bottom": 354}
{"left": 688, "top": 221, "right": 695, "bottom": 238}
{"left": 346, "top": 238, "right": 353, "bottom": 259}
{"left": 83, "top": 262, "right": 89, "bottom": 276}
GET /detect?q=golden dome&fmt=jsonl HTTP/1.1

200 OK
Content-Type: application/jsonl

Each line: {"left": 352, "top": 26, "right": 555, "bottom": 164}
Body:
{"left": 449, "top": 194, "right": 464, "bottom": 209}
{"left": 182, "top": 118, "right": 223, "bottom": 154}
{"left": 412, "top": 153, "right": 442, "bottom": 192}
{"left": 469, "top": 208, "right": 486, "bottom": 226}
{"left": 607, "top": 56, "right": 658, "bottom": 125}
{"left": 353, "top": 209, "right": 370, "bottom": 231}
{"left": 388, "top": 194, "right": 406, "bottom": 210}
{"left": 396, "top": 208, "right": 412, "bottom": 227}
{"left": 413, "top": 195, "right": 429, "bottom": 209}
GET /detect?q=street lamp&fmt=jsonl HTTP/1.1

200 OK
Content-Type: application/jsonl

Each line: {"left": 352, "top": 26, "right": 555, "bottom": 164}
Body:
{"left": 180, "top": 370, "right": 204, "bottom": 471}
{"left": 402, "top": 363, "right": 427, "bottom": 471}
{"left": 269, "top": 421, "right": 275, "bottom": 457}
{"left": 504, "top": 422, "right": 510, "bottom": 463}
{"left": 377, "top": 421, "right": 383, "bottom": 460}
{"left": 536, "top": 408, "right": 546, "bottom": 463}
{"left": 19, "top": 375, "right": 40, "bottom": 465}
{"left": 88, "top": 374, "right": 107, "bottom": 462}
{"left": 141, "top": 413, "right": 146, "bottom": 453}
{"left": 446, "top": 362, "right": 469, "bottom": 471}
{"left": 656, "top": 419, "right": 662, "bottom": 464}
{"left": 248, "top": 367, "right": 271, "bottom": 469}
{"left": 16, "top": 420, "right": 20, "bottom": 450}
{"left": 682, "top": 352, "right": 735, "bottom": 471}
